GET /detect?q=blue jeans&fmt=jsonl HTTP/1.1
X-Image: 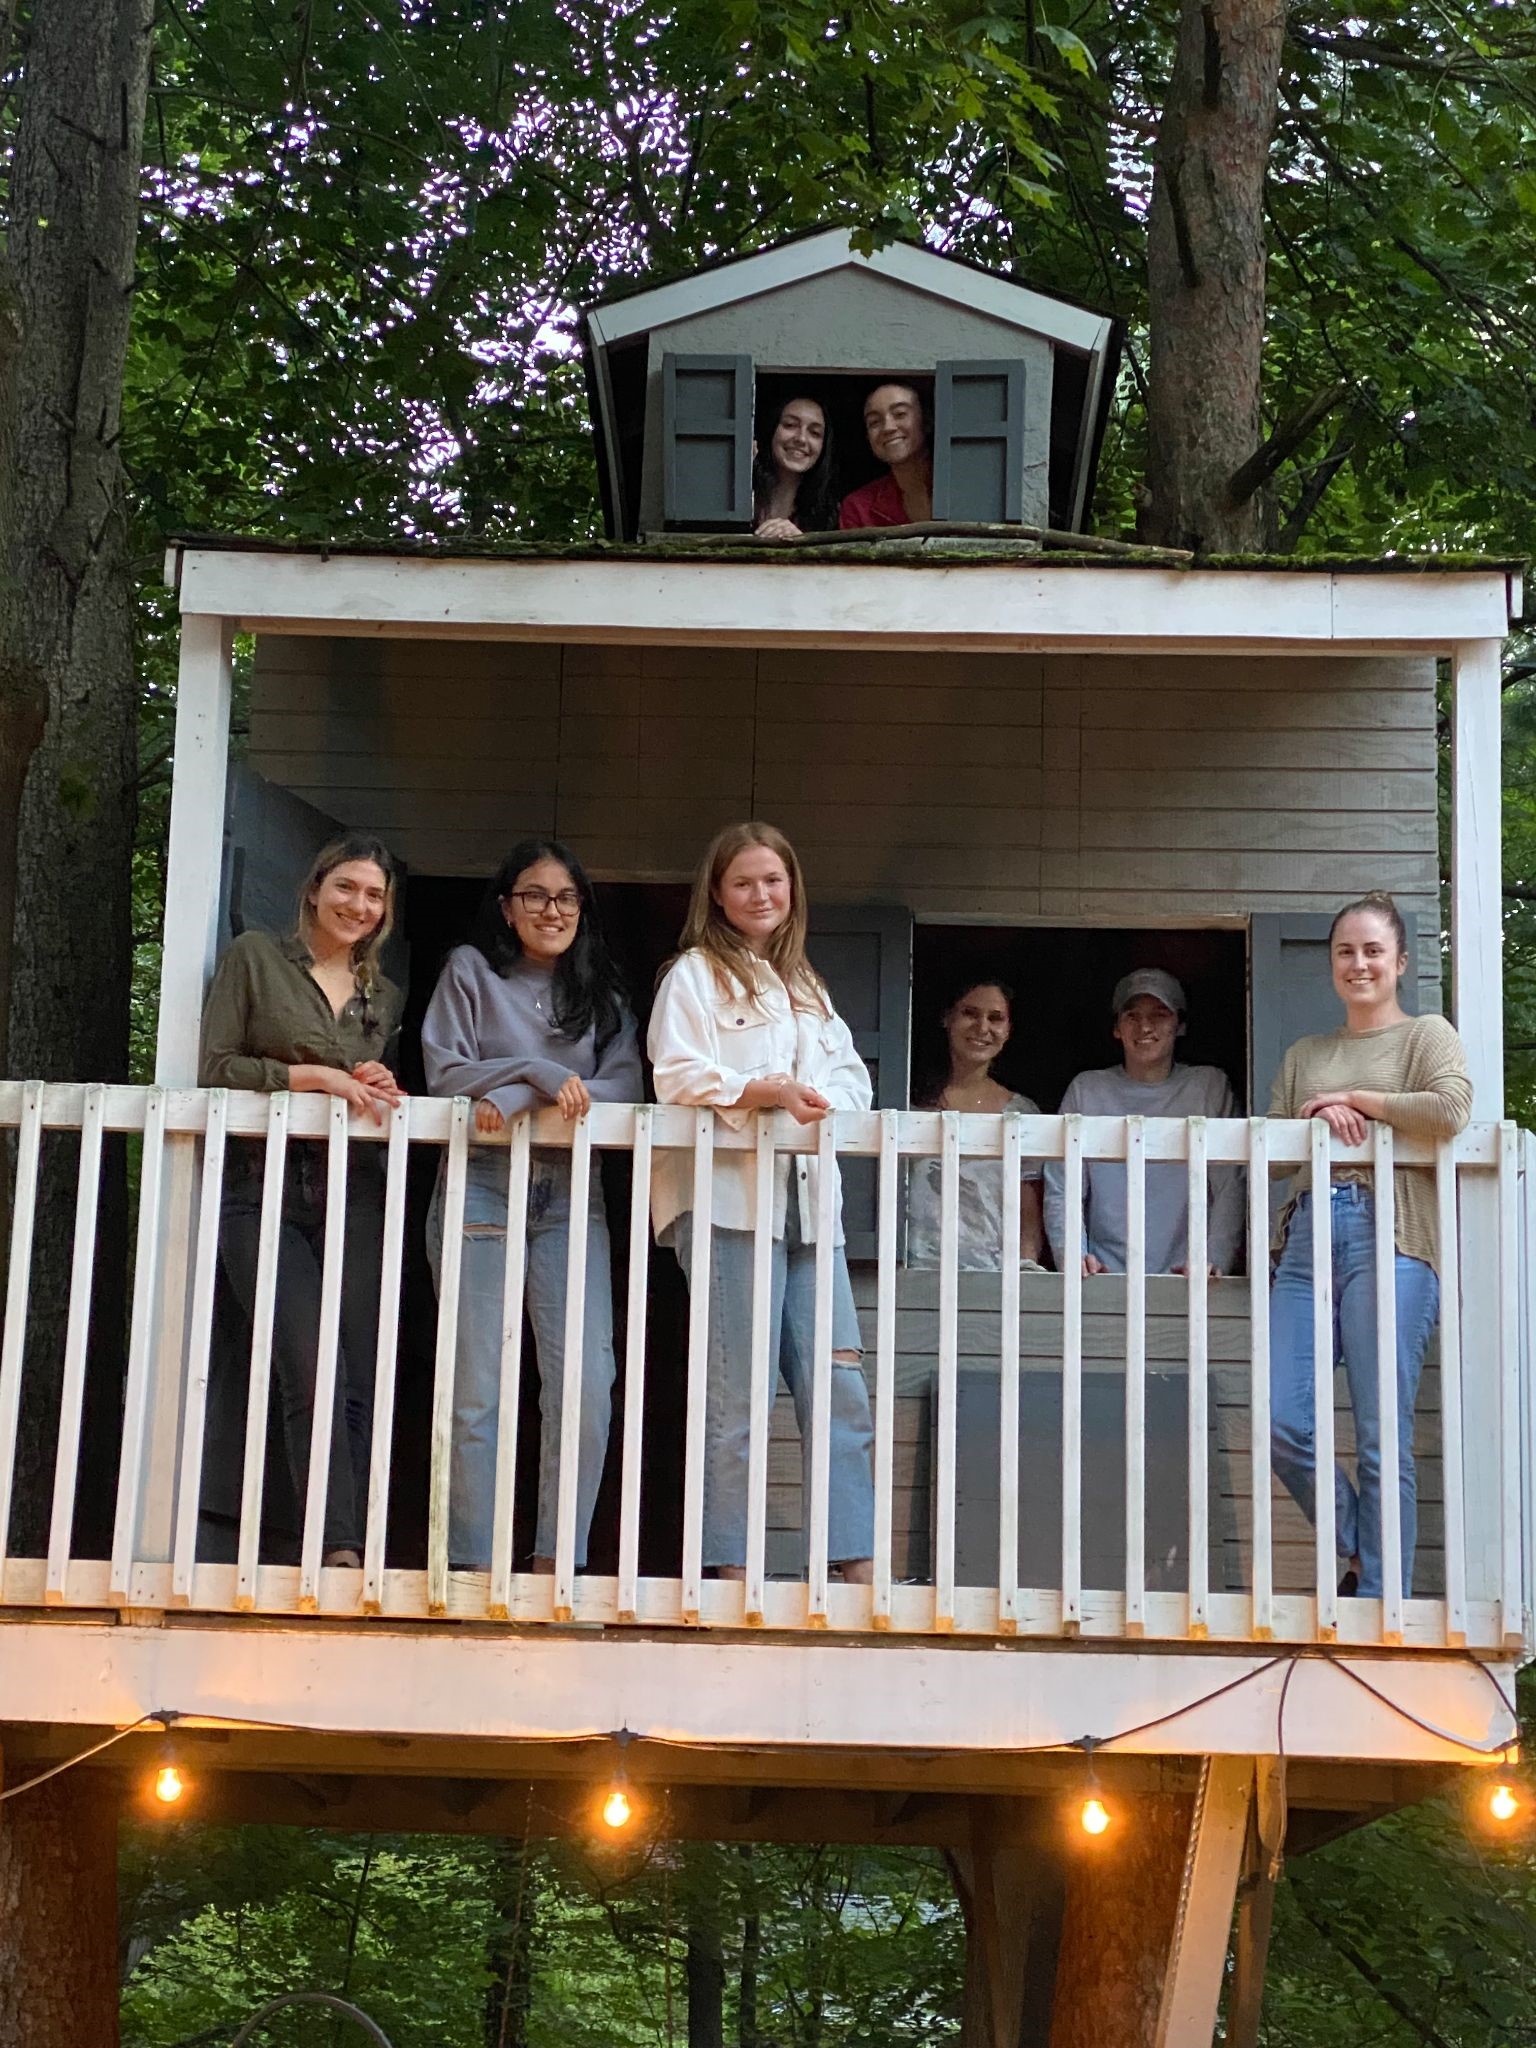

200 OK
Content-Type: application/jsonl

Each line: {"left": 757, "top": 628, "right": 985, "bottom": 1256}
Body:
{"left": 428, "top": 1152, "right": 616, "bottom": 1568}
{"left": 671, "top": 1207, "right": 875, "bottom": 1569}
{"left": 1269, "top": 1185, "right": 1440, "bottom": 1598}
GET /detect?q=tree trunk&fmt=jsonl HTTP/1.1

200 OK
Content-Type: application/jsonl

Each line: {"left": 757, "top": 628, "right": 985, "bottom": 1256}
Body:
{"left": 0, "top": 0, "right": 154, "bottom": 1554}
{"left": 1144, "top": 0, "right": 1288, "bottom": 552}
{"left": 0, "top": 1761, "right": 120, "bottom": 2048}
{"left": 684, "top": 1846, "right": 725, "bottom": 2048}
{"left": 484, "top": 1837, "right": 537, "bottom": 2048}
{"left": 1046, "top": 1793, "right": 1194, "bottom": 2048}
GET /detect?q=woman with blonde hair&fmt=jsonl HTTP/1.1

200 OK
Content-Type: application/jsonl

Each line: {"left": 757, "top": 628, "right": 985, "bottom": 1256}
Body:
{"left": 199, "top": 835, "right": 404, "bottom": 1569}
{"left": 1268, "top": 891, "right": 1471, "bottom": 1600}
{"left": 648, "top": 822, "right": 876, "bottom": 1582}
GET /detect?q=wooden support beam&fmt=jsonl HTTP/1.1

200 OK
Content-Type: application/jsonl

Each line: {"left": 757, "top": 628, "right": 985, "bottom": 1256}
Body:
{"left": 1152, "top": 1758, "right": 1253, "bottom": 2048}
{"left": 952, "top": 1798, "right": 1059, "bottom": 2048}
{"left": 1228, "top": 1760, "right": 1285, "bottom": 2048}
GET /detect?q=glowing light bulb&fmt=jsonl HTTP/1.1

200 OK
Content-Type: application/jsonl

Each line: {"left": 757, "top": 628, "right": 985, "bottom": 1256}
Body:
{"left": 1490, "top": 1783, "right": 1520, "bottom": 1823}
{"left": 154, "top": 1763, "right": 185, "bottom": 1805}
{"left": 1080, "top": 1795, "right": 1110, "bottom": 1837}
{"left": 601, "top": 1786, "right": 632, "bottom": 1830}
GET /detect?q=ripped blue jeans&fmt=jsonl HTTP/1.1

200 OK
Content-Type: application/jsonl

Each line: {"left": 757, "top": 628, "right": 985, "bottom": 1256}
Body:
{"left": 428, "top": 1151, "right": 615, "bottom": 1569}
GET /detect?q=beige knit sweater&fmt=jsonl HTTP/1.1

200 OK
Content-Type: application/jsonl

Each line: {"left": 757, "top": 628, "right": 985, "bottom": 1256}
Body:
{"left": 1268, "top": 1013, "right": 1473, "bottom": 1272}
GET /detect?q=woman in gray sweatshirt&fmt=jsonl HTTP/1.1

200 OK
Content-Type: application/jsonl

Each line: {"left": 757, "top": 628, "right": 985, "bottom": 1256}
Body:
{"left": 422, "top": 837, "right": 641, "bottom": 1574}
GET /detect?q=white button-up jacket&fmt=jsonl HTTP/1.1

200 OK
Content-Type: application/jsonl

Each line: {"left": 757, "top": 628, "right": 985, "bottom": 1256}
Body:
{"left": 647, "top": 947, "right": 873, "bottom": 1242}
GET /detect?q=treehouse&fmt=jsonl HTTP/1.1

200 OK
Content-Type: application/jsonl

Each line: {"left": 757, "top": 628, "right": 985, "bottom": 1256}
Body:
{"left": 0, "top": 235, "right": 1530, "bottom": 2046}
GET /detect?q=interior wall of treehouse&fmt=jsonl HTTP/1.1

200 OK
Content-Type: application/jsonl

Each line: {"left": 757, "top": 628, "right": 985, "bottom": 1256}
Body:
{"left": 245, "top": 634, "right": 1442, "bottom": 1020}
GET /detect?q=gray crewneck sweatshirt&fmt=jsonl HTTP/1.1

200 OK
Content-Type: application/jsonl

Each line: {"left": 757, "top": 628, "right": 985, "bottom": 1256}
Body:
{"left": 422, "top": 944, "right": 642, "bottom": 1117}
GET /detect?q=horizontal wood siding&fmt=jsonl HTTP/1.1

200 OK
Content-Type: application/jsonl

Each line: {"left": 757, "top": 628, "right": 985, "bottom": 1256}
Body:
{"left": 250, "top": 639, "right": 1438, "bottom": 960}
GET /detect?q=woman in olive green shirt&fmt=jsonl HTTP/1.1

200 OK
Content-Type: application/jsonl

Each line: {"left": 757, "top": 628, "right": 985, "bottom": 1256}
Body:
{"left": 199, "top": 836, "right": 404, "bottom": 1569}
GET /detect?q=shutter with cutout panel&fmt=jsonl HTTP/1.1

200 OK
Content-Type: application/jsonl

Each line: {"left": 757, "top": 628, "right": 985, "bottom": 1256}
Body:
{"left": 932, "top": 359, "right": 1026, "bottom": 524}
{"left": 662, "top": 352, "right": 754, "bottom": 530}
{"left": 808, "top": 903, "right": 914, "bottom": 1260}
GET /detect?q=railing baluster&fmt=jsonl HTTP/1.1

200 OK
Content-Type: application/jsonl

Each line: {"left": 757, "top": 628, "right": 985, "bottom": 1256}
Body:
{"left": 808, "top": 1115, "right": 837, "bottom": 1627}
{"left": 1124, "top": 1115, "right": 1146, "bottom": 1635}
{"left": 552, "top": 1117, "right": 593, "bottom": 1622}
{"left": 488, "top": 1117, "right": 531, "bottom": 1621}
{"left": 680, "top": 1112, "right": 713, "bottom": 1624}
{"left": 237, "top": 1094, "right": 290, "bottom": 1611}
{"left": 872, "top": 1109, "right": 898, "bottom": 1631}
{"left": 427, "top": 1099, "right": 470, "bottom": 1616}
{"left": 1248, "top": 1119, "right": 1273, "bottom": 1638}
{"left": 45, "top": 1083, "right": 107, "bottom": 1603}
{"left": 1498, "top": 1121, "right": 1523, "bottom": 1648}
{"left": 744, "top": 1113, "right": 775, "bottom": 1626}
{"left": 298, "top": 1095, "right": 350, "bottom": 1611}
{"left": 1373, "top": 1122, "right": 1403, "bottom": 1642}
{"left": 1435, "top": 1137, "right": 1466, "bottom": 1646}
{"left": 616, "top": 1106, "right": 653, "bottom": 1624}
{"left": 172, "top": 1088, "right": 229, "bottom": 1606}
{"left": 1061, "top": 1113, "right": 1084, "bottom": 1634}
{"left": 111, "top": 1087, "right": 171, "bottom": 1602}
{"left": 362, "top": 1099, "right": 410, "bottom": 1617}
{"left": 1186, "top": 1116, "right": 1210, "bottom": 1639}
{"left": 998, "top": 1115, "right": 1022, "bottom": 1634}
{"left": 0, "top": 1081, "right": 45, "bottom": 1585}
{"left": 934, "top": 1111, "right": 960, "bottom": 1632}
{"left": 1309, "top": 1119, "right": 1337, "bottom": 1641}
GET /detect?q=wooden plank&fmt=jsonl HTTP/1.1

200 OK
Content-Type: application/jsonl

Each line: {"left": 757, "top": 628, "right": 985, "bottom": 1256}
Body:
{"left": 997, "top": 1118, "right": 1022, "bottom": 1633}
{"left": 681, "top": 1113, "right": 714, "bottom": 1624}
{"left": 755, "top": 759, "right": 1045, "bottom": 809}
{"left": 427, "top": 1100, "right": 471, "bottom": 1616}
{"left": 807, "top": 1118, "right": 837, "bottom": 1625}
{"left": 1310, "top": 1123, "right": 1337, "bottom": 1641}
{"left": 110, "top": 1088, "right": 170, "bottom": 1601}
{"left": 1186, "top": 1119, "right": 1210, "bottom": 1638}
{"left": 362, "top": 1100, "right": 411, "bottom": 1615}
{"left": 873, "top": 1112, "right": 899, "bottom": 1628}
{"left": 1073, "top": 653, "right": 1433, "bottom": 694}
{"left": 1061, "top": 1116, "right": 1084, "bottom": 1632}
{"left": 172, "top": 1091, "right": 231, "bottom": 1605}
{"left": 1246, "top": 1120, "right": 1273, "bottom": 1637}
{"left": 1076, "top": 809, "right": 1435, "bottom": 855}
{"left": 1498, "top": 1123, "right": 1523, "bottom": 1649}
{"left": 1124, "top": 1115, "right": 1146, "bottom": 1634}
{"left": 0, "top": 1084, "right": 44, "bottom": 1576}
{"left": 1451, "top": 641, "right": 1506, "bottom": 1113}
{"left": 744, "top": 1117, "right": 775, "bottom": 1626}
{"left": 1373, "top": 1124, "right": 1403, "bottom": 1642}
{"left": 551, "top": 1119, "right": 594, "bottom": 1620}
{"left": 757, "top": 718, "right": 1044, "bottom": 768}
{"left": 236, "top": 1094, "right": 290, "bottom": 1609}
{"left": 1048, "top": 850, "right": 1436, "bottom": 896}
{"left": 298, "top": 1096, "right": 350, "bottom": 1610}
{"left": 45, "top": 1085, "right": 107, "bottom": 1601}
{"left": 158, "top": 616, "right": 233, "bottom": 1086}
{"left": 617, "top": 1107, "right": 653, "bottom": 1623}
{"left": 488, "top": 1120, "right": 533, "bottom": 1620}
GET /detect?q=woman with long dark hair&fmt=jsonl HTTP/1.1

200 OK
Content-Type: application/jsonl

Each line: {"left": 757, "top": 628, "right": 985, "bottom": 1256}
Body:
{"left": 199, "top": 834, "right": 404, "bottom": 1570}
{"left": 753, "top": 394, "right": 838, "bottom": 539}
{"left": 422, "top": 837, "right": 641, "bottom": 1574}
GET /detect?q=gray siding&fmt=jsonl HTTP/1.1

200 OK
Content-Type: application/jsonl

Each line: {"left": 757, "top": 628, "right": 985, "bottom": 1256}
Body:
{"left": 249, "top": 640, "right": 1440, "bottom": 1003}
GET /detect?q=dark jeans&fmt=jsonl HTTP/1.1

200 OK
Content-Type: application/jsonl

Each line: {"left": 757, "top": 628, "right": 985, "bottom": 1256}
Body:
{"left": 218, "top": 1144, "right": 384, "bottom": 1555}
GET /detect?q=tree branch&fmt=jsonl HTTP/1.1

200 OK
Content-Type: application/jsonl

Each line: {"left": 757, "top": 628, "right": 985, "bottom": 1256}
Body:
{"left": 1227, "top": 381, "right": 1350, "bottom": 507}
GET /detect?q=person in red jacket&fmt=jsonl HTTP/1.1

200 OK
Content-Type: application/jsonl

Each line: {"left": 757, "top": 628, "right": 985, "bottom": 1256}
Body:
{"left": 837, "top": 382, "right": 933, "bottom": 529}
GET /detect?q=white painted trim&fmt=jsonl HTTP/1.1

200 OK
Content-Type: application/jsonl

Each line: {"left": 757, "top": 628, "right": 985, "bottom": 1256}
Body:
{"left": 1451, "top": 640, "right": 1505, "bottom": 1114}
{"left": 584, "top": 229, "right": 1110, "bottom": 357}
{"left": 0, "top": 1621, "right": 1516, "bottom": 1765}
{"left": 1153, "top": 1758, "right": 1253, "bottom": 2048}
{"left": 156, "top": 614, "right": 233, "bottom": 1086}
{"left": 170, "top": 549, "right": 1516, "bottom": 652}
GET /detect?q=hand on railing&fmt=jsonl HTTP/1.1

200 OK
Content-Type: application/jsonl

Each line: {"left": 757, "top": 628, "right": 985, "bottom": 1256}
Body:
{"left": 1299, "top": 1091, "right": 1370, "bottom": 1148}
{"left": 287, "top": 1062, "right": 402, "bottom": 1124}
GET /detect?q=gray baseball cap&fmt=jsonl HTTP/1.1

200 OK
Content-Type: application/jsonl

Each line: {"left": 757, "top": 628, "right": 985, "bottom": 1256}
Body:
{"left": 1111, "top": 968, "right": 1187, "bottom": 1017}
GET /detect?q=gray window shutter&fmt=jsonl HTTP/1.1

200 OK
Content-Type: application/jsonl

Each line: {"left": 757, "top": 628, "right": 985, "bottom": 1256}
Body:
{"left": 661, "top": 352, "right": 754, "bottom": 530}
{"left": 807, "top": 902, "right": 914, "bottom": 1260}
{"left": 932, "top": 359, "right": 1026, "bottom": 523}
{"left": 1250, "top": 910, "right": 1418, "bottom": 1117}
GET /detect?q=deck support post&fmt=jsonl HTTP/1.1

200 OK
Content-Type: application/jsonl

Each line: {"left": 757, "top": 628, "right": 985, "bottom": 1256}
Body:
{"left": 1451, "top": 640, "right": 1510, "bottom": 1628}
{"left": 951, "top": 1799, "right": 1062, "bottom": 2048}
{"left": 1226, "top": 1759, "right": 1285, "bottom": 2048}
{"left": 119, "top": 615, "right": 234, "bottom": 1583}
{"left": 1151, "top": 1757, "right": 1253, "bottom": 2048}
{"left": 0, "top": 1742, "right": 121, "bottom": 2048}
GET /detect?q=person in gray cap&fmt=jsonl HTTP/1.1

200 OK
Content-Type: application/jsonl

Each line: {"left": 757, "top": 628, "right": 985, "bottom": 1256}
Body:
{"left": 1043, "top": 969, "right": 1244, "bottom": 1276}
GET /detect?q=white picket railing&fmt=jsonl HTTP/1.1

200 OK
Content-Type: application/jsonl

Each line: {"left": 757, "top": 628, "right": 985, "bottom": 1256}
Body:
{"left": 0, "top": 1081, "right": 1526, "bottom": 1653}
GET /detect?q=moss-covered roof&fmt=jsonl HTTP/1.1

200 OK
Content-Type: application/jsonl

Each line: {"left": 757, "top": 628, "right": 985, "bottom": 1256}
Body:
{"left": 165, "top": 531, "right": 1527, "bottom": 575}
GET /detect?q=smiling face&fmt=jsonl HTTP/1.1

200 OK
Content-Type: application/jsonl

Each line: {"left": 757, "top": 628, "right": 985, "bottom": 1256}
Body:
{"left": 771, "top": 398, "right": 826, "bottom": 478}
{"left": 863, "top": 383, "right": 927, "bottom": 468}
{"left": 1330, "top": 908, "right": 1406, "bottom": 1012}
{"left": 308, "top": 859, "right": 389, "bottom": 956}
{"left": 945, "top": 984, "right": 1012, "bottom": 1074}
{"left": 502, "top": 856, "right": 582, "bottom": 963}
{"left": 714, "top": 842, "right": 792, "bottom": 953}
{"left": 1113, "top": 994, "right": 1182, "bottom": 1081}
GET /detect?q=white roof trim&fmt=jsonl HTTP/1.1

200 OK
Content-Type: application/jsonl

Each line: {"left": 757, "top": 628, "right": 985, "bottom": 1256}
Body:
{"left": 586, "top": 228, "right": 1111, "bottom": 357}
{"left": 168, "top": 547, "right": 1517, "bottom": 654}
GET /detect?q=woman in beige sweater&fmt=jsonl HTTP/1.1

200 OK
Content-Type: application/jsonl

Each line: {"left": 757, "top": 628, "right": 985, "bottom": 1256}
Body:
{"left": 1268, "top": 892, "right": 1472, "bottom": 1601}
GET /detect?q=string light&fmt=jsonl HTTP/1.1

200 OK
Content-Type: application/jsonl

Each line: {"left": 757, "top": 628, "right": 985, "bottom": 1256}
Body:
{"left": 150, "top": 1714, "right": 187, "bottom": 1808}
{"left": 600, "top": 1729, "right": 635, "bottom": 1832}
{"left": 1076, "top": 1743, "right": 1111, "bottom": 1837}
{"left": 1489, "top": 1782, "right": 1520, "bottom": 1823}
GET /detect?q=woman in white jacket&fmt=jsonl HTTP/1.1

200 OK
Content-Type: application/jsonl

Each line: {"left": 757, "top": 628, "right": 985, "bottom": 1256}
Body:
{"left": 649, "top": 822, "right": 875, "bottom": 1582}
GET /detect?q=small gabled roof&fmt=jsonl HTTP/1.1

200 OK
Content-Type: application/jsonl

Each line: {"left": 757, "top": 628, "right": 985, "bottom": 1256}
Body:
{"left": 581, "top": 225, "right": 1115, "bottom": 359}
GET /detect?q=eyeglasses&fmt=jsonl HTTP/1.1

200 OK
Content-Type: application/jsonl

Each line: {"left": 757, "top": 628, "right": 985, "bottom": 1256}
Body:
{"left": 508, "top": 888, "right": 581, "bottom": 918}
